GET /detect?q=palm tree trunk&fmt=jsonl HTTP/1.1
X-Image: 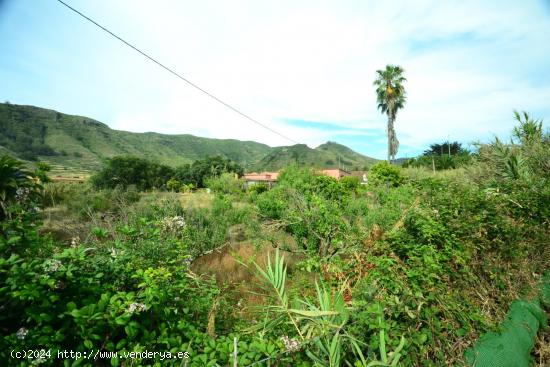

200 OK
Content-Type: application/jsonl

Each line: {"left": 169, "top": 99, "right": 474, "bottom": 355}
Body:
{"left": 387, "top": 113, "right": 399, "bottom": 163}
{"left": 387, "top": 115, "right": 393, "bottom": 163}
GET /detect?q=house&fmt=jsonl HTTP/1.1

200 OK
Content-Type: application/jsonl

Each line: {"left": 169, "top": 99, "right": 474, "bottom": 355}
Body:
{"left": 320, "top": 168, "right": 351, "bottom": 180}
{"left": 243, "top": 168, "right": 354, "bottom": 188}
{"left": 242, "top": 171, "right": 279, "bottom": 188}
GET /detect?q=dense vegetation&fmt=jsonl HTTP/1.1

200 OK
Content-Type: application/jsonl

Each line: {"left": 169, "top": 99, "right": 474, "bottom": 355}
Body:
{"left": 1, "top": 113, "right": 549, "bottom": 366}
{"left": 403, "top": 141, "right": 473, "bottom": 170}
{"left": 0, "top": 103, "right": 377, "bottom": 172}
{"left": 0, "top": 104, "right": 58, "bottom": 161}
{"left": 91, "top": 155, "right": 244, "bottom": 191}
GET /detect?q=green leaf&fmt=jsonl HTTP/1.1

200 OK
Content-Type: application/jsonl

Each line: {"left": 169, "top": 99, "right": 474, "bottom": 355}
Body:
{"left": 7, "top": 236, "right": 21, "bottom": 245}
{"left": 288, "top": 309, "right": 339, "bottom": 317}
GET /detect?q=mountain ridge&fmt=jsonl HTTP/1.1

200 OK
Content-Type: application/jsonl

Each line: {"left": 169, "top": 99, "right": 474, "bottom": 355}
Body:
{"left": 0, "top": 102, "right": 378, "bottom": 172}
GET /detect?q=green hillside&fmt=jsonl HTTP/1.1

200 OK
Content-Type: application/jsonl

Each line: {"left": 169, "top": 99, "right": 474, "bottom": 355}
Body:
{"left": 316, "top": 141, "right": 378, "bottom": 169}
{"left": 0, "top": 103, "right": 377, "bottom": 173}
{"left": 254, "top": 142, "right": 377, "bottom": 171}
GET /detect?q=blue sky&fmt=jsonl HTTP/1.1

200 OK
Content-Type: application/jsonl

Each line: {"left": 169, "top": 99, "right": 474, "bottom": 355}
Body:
{"left": 1, "top": 0, "right": 549, "bottom": 159}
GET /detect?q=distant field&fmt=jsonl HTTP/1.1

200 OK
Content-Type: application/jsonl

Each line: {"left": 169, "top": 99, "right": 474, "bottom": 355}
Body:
{"left": 48, "top": 162, "right": 91, "bottom": 182}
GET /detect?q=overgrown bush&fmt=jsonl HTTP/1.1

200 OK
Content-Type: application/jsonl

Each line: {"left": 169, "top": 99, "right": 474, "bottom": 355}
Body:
{"left": 340, "top": 175, "right": 360, "bottom": 192}
{"left": 368, "top": 161, "right": 404, "bottom": 187}
{"left": 166, "top": 177, "right": 183, "bottom": 192}
{"left": 247, "top": 182, "right": 269, "bottom": 195}
{"left": 255, "top": 167, "right": 357, "bottom": 257}
{"left": 173, "top": 156, "right": 244, "bottom": 188}
{"left": 62, "top": 184, "right": 141, "bottom": 218}
{"left": 205, "top": 172, "right": 245, "bottom": 196}
{"left": 0, "top": 157, "right": 285, "bottom": 366}
{"left": 91, "top": 156, "right": 174, "bottom": 191}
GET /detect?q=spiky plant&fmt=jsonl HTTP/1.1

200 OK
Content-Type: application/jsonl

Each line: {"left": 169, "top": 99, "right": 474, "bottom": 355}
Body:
{"left": 253, "top": 249, "right": 405, "bottom": 366}
{"left": 512, "top": 110, "right": 544, "bottom": 145}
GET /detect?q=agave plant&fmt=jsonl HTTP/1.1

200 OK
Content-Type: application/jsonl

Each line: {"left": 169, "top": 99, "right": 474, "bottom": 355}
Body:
{"left": 252, "top": 249, "right": 406, "bottom": 367}
{"left": 365, "top": 305, "right": 406, "bottom": 367}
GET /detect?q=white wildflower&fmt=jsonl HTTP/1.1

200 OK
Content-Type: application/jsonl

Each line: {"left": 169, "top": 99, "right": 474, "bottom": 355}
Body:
{"left": 281, "top": 335, "right": 300, "bottom": 352}
{"left": 182, "top": 256, "right": 193, "bottom": 267}
{"left": 16, "top": 327, "right": 28, "bottom": 340}
{"left": 127, "top": 302, "right": 146, "bottom": 314}
{"left": 31, "top": 353, "right": 47, "bottom": 365}
{"left": 110, "top": 247, "right": 118, "bottom": 258}
{"left": 161, "top": 215, "right": 185, "bottom": 232}
{"left": 15, "top": 187, "right": 30, "bottom": 202}
{"left": 43, "top": 259, "right": 62, "bottom": 273}
{"left": 70, "top": 237, "right": 79, "bottom": 247}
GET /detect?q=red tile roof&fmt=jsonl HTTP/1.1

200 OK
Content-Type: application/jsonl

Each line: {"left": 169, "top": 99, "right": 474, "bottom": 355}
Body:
{"left": 243, "top": 172, "right": 279, "bottom": 181}
{"left": 321, "top": 169, "right": 350, "bottom": 179}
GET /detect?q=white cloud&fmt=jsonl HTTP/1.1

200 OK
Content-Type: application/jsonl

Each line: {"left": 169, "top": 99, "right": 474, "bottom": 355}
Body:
{"left": 3, "top": 0, "right": 550, "bottom": 157}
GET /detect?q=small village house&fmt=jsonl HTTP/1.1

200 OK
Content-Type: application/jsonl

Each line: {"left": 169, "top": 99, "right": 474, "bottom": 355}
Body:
{"left": 243, "top": 168, "right": 356, "bottom": 187}
{"left": 320, "top": 168, "right": 351, "bottom": 180}
{"left": 242, "top": 171, "right": 279, "bottom": 188}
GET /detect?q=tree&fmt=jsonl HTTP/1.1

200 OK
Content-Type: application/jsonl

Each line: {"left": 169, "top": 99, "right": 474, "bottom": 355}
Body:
{"left": 374, "top": 65, "right": 407, "bottom": 163}
{"left": 174, "top": 156, "right": 243, "bottom": 188}
{"left": 402, "top": 141, "right": 472, "bottom": 170}
{"left": 91, "top": 156, "right": 174, "bottom": 191}
{"left": 423, "top": 141, "right": 467, "bottom": 157}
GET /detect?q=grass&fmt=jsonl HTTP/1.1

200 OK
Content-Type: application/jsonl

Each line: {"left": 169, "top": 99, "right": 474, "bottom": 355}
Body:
{"left": 178, "top": 190, "right": 213, "bottom": 209}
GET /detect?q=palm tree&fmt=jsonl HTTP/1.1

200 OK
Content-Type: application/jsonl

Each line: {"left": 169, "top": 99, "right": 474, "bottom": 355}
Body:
{"left": 0, "top": 155, "right": 38, "bottom": 220}
{"left": 374, "top": 65, "right": 407, "bottom": 163}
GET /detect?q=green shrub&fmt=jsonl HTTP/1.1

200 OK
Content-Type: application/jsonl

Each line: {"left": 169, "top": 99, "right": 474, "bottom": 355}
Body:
{"left": 248, "top": 182, "right": 269, "bottom": 195}
{"left": 91, "top": 156, "right": 174, "bottom": 191}
{"left": 368, "top": 161, "right": 405, "bottom": 187}
{"left": 34, "top": 161, "right": 52, "bottom": 183}
{"left": 256, "top": 186, "right": 287, "bottom": 220}
{"left": 174, "top": 156, "right": 244, "bottom": 188}
{"left": 340, "top": 175, "right": 360, "bottom": 192}
{"left": 166, "top": 177, "right": 183, "bottom": 192}
{"left": 205, "top": 172, "right": 245, "bottom": 195}
{"left": 64, "top": 185, "right": 141, "bottom": 218}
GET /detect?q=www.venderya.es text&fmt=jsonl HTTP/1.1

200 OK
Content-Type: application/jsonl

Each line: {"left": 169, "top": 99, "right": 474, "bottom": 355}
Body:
{"left": 11, "top": 349, "right": 190, "bottom": 361}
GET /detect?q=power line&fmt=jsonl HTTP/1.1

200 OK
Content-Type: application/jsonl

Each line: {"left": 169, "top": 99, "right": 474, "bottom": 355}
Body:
{"left": 55, "top": 0, "right": 300, "bottom": 145}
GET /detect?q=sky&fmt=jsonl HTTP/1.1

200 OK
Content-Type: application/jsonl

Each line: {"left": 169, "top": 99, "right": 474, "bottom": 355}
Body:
{"left": 1, "top": 0, "right": 549, "bottom": 159}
